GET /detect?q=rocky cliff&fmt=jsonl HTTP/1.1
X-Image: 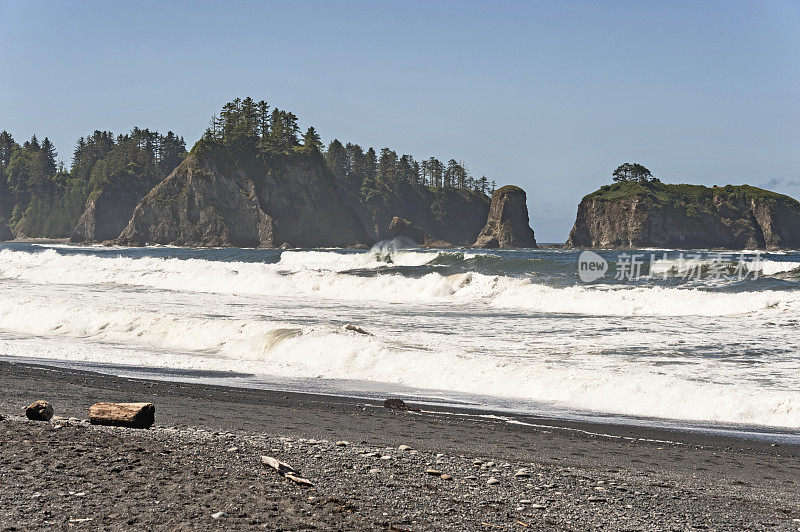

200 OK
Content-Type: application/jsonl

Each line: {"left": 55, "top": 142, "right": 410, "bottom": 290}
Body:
{"left": 117, "top": 151, "right": 370, "bottom": 248}
{"left": 0, "top": 221, "right": 12, "bottom": 241}
{"left": 473, "top": 185, "right": 537, "bottom": 248}
{"left": 566, "top": 182, "right": 800, "bottom": 250}
{"left": 338, "top": 184, "right": 489, "bottom": 247}
{"left": 388, "top": 216, "right": 454, "bottom": 248}
{"left": 72, "top": 178, "right": 156, "bottom": 243}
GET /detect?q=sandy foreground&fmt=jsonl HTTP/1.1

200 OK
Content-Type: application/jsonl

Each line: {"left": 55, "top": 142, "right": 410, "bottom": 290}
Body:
{"left": 1, "top": 361, "right": 799, "bottom": 530}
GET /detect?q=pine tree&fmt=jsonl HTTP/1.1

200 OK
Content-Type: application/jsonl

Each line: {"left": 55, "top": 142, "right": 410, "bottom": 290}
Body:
{"left": 257, "top": 100, "right": 270, "bottom": 139}
{"left": 325, "top": 140, "right": 347, "bottom": 182}
{"left": 302, "top": 127, "right": 322, "bottom": 153}
{"left": 0, "top": 131, "right": 16, "bottom": 169}
{"left": 40, "top": 137, "right": 58, "bottom": 178}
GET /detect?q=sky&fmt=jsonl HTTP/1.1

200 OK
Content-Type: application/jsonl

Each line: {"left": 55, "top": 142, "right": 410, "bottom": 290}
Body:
{"left": 1, "top": 1, "right": 798, "bottom": 242}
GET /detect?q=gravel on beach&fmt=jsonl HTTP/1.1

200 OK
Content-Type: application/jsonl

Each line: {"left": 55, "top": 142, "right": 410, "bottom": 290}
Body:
{"left": 1, "top": 361, "right": 799, "bottom": 530}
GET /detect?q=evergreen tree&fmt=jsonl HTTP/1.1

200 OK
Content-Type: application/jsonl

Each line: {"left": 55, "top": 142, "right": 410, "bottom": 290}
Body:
{"left": 302, "top": 126, "right": 322, "bottom": 153}
{"left": 325, "top": 139, "right": 347, "bottom": 182}
{"left": 364, "top": 147, "right": 377, "bottom": 181}
{"left": 257, "top": 100, "right": 270, "bottom": 139}
{"left": 378, "top": 148, "right": 399, "bottom": 183}
{"left": 427, "top": 157, "right": 444, "bottom": 188}
{"left": 0, "top": 131, "right": 16, "bottom": 169}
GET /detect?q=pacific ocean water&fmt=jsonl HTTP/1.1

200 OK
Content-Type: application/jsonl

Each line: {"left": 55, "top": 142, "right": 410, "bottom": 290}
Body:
{"left": 1, "top": 241, "right": 799, "bottom": 438}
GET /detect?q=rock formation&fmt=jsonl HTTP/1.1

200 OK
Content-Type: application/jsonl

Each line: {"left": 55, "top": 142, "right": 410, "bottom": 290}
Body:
{"left": 117, "top": 153, "right": 371, "bottom": 248}
{"left": 566, "top": 182, "right": 800, "bottom": 250}
{"left": 72, "top": 180, "right": 156, "bottom": 243}
{"left": 25, "top": 400, "right": 53, "bottom": 421}
{"left": 0, "top": 221, "right": 12, "bottom": 241}
{"left": 473, "top": 185, "right": 537, "bottom": 248}
{"left": 388, "top": 216, "right": 453, "bottom": 248}
{"left": 337, "top": 185, "right": 489, "bottom": 247}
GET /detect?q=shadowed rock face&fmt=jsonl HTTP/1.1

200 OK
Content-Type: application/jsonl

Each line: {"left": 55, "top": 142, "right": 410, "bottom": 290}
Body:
{"left": 388, "top": 216, "right": 453, "bottom": 248}
{"left": 566, "top": 182, "right": 800, "bottom": 250}
{"left": 72, "top": 182, "right": 154, "bottom": 243}
{"left": 337, "top": 184, "right": 489, "bottom": 247}
{"left": 0, "top": 221, "right": 12, "bottom": 241}
{"left": 473, "top": 185, "right": 537, "bottom": 249}
{"left": 116, "top": 153, "right": 371, "bottom": 248}
{"left": 389, "top": 216, "right": 426, "bottom": 244}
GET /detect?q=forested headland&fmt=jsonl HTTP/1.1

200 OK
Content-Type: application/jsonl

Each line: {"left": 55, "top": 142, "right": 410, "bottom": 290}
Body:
{"left": 0, "top": 129, "right": 186, "bottom": 239}
{"left": 0, "top": 97, "right": 499, "bottom": 245}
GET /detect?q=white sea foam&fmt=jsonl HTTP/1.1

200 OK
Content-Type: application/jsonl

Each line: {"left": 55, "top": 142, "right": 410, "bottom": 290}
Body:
{"left": 1, "top": 248, "right": 798, "bottom": 317}
{"left": 276, "top": 249, "right": 439, "bottom": 272}
{"left": 2, "top": 246, "right": 800, "bottom": 429}
{"left": 0, "top": 290, "right": 798, "bottom": 428}
{"left": 758, "top": 260, "right": 800, "bottom": 276}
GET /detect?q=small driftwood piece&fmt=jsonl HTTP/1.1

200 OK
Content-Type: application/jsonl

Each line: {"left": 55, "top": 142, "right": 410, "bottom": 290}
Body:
{"left": 383, "top": 398, "right": 421, "bottom": 412}
{"left": 344, "top": 324, "right": 372, "bottom": 336}
{"left": 261, "top": 455, "right": 314, "bottom": 487}
{"left": 89, "top": 402, "right": 154, "bottom": 429}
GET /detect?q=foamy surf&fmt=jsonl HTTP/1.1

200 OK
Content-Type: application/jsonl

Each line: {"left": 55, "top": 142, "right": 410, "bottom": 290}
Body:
{"left": 1, "top": 248, "right": 798, "bottom": 316}
{"left": 1, "top": 243, "right": 799, "bottom": 430}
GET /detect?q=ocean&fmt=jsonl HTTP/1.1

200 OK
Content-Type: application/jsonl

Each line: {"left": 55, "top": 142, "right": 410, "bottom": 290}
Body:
{"left": 1, "top": 241, "right": 799, "bottom": 437}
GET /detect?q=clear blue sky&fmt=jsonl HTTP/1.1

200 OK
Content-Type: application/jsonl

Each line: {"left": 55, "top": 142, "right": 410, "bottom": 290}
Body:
{"left": 1, "top": 1, "right": 798, "bottom": 242}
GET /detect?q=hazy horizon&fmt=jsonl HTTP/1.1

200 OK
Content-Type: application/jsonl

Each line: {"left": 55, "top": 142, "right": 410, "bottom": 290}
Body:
{"left": 2, "top": 0, "right": 798, "bottom": 242}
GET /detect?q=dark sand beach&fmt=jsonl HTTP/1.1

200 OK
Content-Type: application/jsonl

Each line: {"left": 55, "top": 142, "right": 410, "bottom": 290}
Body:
{"left": 1, "top": 360, "right": 799, "bottom": 530}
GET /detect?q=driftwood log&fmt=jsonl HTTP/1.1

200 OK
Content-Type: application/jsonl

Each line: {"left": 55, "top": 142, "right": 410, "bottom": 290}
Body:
{"left": 383, "top": 398, "right": 420, "bottom": 412}
{"left": 261, "top": 455, "right": 314, "bottom": 487}
{"left": 89, "top": 402, "right": 154, "bottom": 429}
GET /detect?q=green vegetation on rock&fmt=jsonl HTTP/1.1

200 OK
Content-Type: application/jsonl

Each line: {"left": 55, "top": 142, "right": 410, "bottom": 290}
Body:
{"left": 0, "top": 128, "right": 186, "bottom": 239}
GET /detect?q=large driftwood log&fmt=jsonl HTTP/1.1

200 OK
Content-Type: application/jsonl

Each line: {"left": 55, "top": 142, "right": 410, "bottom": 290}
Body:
{"left": 89, "top": 402, "right": 154, "bottom": 429}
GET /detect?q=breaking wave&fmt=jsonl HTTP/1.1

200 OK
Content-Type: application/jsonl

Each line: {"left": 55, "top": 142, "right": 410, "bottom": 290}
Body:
{"left": 0, "top": 290, "right": 798, "bottom": 428}
{"left": 1, "top": 248, "right": 799, "bottom": 317}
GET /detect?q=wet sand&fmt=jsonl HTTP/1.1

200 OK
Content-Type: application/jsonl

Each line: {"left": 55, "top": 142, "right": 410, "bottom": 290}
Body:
{"left": 1, "top": 360, "right": 799, "bottom": 530}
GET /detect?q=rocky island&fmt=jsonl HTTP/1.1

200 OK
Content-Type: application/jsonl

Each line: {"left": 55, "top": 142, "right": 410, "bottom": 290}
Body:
{"left": 567, "top": 179, "right": 800, "bottom": 250}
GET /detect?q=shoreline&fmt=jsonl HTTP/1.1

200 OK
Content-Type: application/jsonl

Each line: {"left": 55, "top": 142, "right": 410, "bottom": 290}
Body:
{"left": 3, "top": 355, "right": 797, "bottom": 446}
{"left": 2, "top": 360, "right": 799, "bottom": 529}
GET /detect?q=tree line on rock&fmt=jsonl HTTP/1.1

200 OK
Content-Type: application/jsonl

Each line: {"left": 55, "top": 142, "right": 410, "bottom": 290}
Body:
{"left": 0, "top": 128, "right": 186, "bottom": 238}
{"left": 198, "top": 97, "right": 496, "bottom": 194}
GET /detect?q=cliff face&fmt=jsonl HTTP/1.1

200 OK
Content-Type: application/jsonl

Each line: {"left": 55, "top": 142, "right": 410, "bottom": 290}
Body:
{"left": 473, "top": 185, "right": 537, "bottom": 248}
{"left": 0, "top": 221, "right": 12, "bottom": 241}
{"left": 388, "top": 216, "right": 454, "bottom": 248}
{"left": 72, "top": 179, "right": 155, "bottom": 243}
{"left": 117, "top": 152, "right": 370, "bottom": 248}
{"left": 342, "top": 185, "right": 490, "bottom": 246}
{"left": 566, "top": 182, "right": 800, "bottom": 250}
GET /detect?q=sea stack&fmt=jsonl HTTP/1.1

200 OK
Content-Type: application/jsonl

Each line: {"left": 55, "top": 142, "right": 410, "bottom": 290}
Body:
{"left": 566, "top": 181, "right": 800, "bottom": 250}
{"left": 473, "top": 185, "right": 537, "bottom": 248}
